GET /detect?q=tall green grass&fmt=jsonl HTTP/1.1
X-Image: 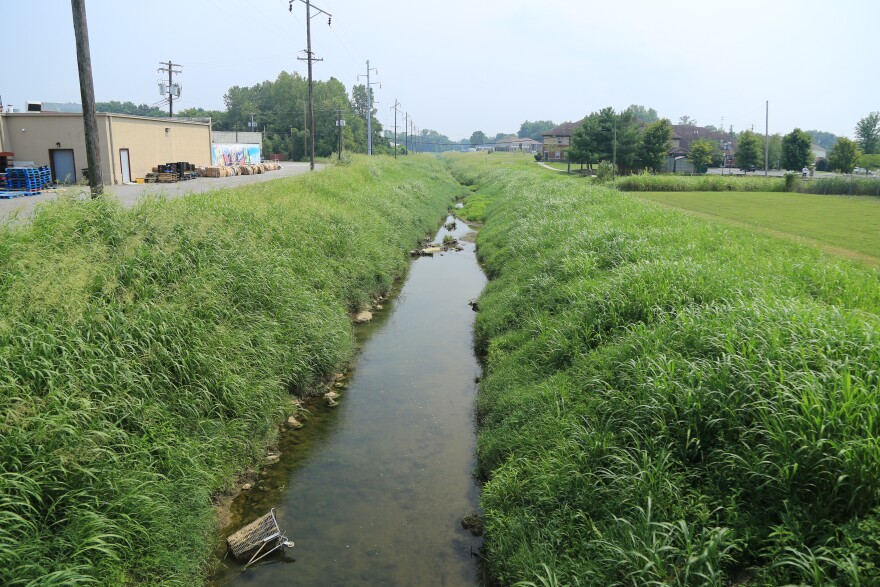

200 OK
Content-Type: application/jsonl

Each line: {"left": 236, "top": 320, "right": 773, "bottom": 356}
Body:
{"left": 614, "top": 172, "right": 880, "bottom": 197}
{"left": 446, "top": 157, "right": 880, "bottom": 586}
{"left": 0, "top": 155, "right": 458, "bottom": 585}
{"left": 613, "top": 173, "right": 786, "bottom": 192}
{"left": 801, "top": 176, "right": 880, "bottom": 197}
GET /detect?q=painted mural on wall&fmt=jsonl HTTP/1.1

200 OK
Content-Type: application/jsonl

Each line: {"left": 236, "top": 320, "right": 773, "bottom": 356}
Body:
{"left": 211, "top": 143, "right": 262, "bottom": 166}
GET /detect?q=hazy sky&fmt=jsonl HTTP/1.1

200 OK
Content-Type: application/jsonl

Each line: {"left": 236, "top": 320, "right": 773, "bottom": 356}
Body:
{"left": 1, "top": 0, "right": 877, "bottom": 140}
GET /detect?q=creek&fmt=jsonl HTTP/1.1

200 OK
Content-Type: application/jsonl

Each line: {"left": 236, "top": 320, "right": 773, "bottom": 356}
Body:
{"left": 210, "top": 215, "right": 487, "bottom": 586}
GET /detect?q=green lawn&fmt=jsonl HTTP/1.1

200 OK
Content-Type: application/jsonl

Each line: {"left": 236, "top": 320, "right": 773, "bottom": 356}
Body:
{"left": 635, "top": 191, "right": 880, "bottom": 262}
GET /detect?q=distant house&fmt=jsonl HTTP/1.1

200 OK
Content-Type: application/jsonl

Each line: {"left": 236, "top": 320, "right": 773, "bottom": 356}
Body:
{"left": 811, "top": 144, "right": 827, "bottom": 162}
{"left": 494, "top": 136, "right": 542, "bottom": 153}
{"left": 664, "top": 125, "right": 738, "bottom": 172}
{"left": 541, "top": 120, "right": 583, "bottom": 161}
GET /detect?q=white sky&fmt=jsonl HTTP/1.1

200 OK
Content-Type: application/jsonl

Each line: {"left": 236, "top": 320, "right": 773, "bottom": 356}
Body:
{"left": 1, "top": 0, "right": 877, "bottom": 140}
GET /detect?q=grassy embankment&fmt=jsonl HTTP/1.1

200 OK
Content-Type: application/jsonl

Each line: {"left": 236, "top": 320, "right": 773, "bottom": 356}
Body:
{"left": 0, "top": 155, "right": 460, "bottom": 586}
{"left": 446, "top": 153, "right": 880, "bottom": 586}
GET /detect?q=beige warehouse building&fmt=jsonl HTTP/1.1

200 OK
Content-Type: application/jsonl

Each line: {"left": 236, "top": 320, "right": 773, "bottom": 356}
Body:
{"left": 0, "top": 112, "right": 211, "bottom": 185}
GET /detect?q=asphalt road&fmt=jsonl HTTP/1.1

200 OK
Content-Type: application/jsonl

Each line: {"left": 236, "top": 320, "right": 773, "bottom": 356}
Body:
{"left": 0, "top": 161, "right": 321, "bottom": 223}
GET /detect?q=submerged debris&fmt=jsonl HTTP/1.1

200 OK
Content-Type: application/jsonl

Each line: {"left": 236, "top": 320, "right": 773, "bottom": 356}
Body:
{"left": 355, "top": 310, "right": 373, "bottom": 323}
{"left": 227, "top": 508, "right": 294, "bottom": 567}
{"left": 461, "top": 513, "right": 484, "bottom": 536}
{"left": 286, "top": 416, "right": 303, "bottom": 429}
{"left": 444, "top": 220, "right": 457, "bottom": 231}
{"left": 468, "top": 298, "right": 479, "bottom": 311}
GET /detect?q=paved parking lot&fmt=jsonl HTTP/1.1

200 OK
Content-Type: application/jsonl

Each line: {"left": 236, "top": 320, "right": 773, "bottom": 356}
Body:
{"left": 0, "top": 161, "right": 322, "bottom": 223}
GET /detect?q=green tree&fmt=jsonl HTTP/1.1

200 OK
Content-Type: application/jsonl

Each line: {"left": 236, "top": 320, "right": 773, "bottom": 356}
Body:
{"left": 569, "top": 107, "right": 641, "bottom": 173}
{"left": 678, "top": 115, "right": 697, "bottom": 126}
{"left": 688, "top": 139, "right": 717, "bottom": 173}
{"left": 96, "top": 101, "right": 166, "bottom": 117}
{"left": 570, "top": 116, "right": 599, "bottom": 169}
{"left": 806, "top": 129, "right": 838, "bottom": 150}
{"left": 517, "top": 120, "right": 555, "bottom": 141}
{"left": 827, "top": 137, "right": 862, "bottom": 173}
{"left": 637, "top": 118, "right": 672, "bottom": 172}
{"left": 735, "top": 130, "right": 763, "bottom": 170}
{"left": 470, "top": 131, "right": 488, "bottom": 147}
{"left": 781, "top": 128, "right": 813, "bottom": 170}
{"left": 855, "top": 112, "right": 880, "bottom": 154}
{"left": 628, "top": 104, "right": 659, "bottom": 124}
{"left": 613, "top": 108, "right": 641, "bottom": 173}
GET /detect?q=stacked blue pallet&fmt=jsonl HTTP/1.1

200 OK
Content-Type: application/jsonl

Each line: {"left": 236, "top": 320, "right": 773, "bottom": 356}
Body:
{"left": 6, "top": 167, "right": 51, "bottom": 192}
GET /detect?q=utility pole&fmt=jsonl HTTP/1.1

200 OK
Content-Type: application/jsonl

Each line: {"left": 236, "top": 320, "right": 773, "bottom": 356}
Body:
{"left": 403, "top": 112, "right": 409, "bottom": 154}
{"left": 391, "top": 100, "right": 401, "bottom": 159}
{"left": 764, "top": 100, "right": 770, "bottom": 178}
{"left": 411, "top": 121, "right": 416, "bottom": 154}
{"left": 292, "top": 0, "right": 331, "bottom": 171}
{"left": 336, "top": 107, "right": 345, "bottom": 160}
{"left": 157, "top": 60, "right": 182, "bottom": 117}
{"left": 358, "top": 60, "right": 379, "bottom": 155}
{"left": 612, "top": 119, "right": 617, "bottom": 178}
{"left": 71, "top": 0, "right": 103, "bottom": 197}
{"left": 302, "top": 101, "right": 307, "bottom": 160}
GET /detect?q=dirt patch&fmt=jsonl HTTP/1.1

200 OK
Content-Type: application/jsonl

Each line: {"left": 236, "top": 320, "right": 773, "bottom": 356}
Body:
{"left": 460, "top": 231, "right": 478, "bottom": 243}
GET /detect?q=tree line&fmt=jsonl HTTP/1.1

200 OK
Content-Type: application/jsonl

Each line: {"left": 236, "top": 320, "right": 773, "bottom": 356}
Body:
{"left": 100, "top": 72, "right": 394, "bottom": 159}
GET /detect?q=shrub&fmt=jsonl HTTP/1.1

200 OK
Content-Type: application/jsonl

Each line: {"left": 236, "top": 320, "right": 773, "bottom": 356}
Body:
{"left": 784, "top": 171, "right": 801, "bottom": 192}
{"left": 595, "top": 160, "right": 615, "bottom": 182}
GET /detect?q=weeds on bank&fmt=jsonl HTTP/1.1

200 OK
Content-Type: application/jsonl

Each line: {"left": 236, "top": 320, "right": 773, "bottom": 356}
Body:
{"left": 445, "top": 158, "right": 880, "bottom": 585}
{"left": 0, "top": 155, "right": 457, "bottom": 585}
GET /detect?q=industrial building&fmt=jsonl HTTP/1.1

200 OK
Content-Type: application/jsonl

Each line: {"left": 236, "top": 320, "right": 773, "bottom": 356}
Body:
{"left": 0, "top": 111, "right": 212, "bottom": 185}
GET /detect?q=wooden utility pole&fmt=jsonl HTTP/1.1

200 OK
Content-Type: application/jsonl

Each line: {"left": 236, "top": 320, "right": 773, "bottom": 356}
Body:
{"left": 336, "top": 107, "right": 344, "bottom": 161}
{"left": 391, "top": 100, "right": 400, "bottom": 159}
{"left": 158, "top": 60, "right": 182, "bottom": 117}
{"left": 292, "top": 0, "right": 331, "bottom": 171}
{"left": 71, "top": 0, "right": 103, "bottom": 197}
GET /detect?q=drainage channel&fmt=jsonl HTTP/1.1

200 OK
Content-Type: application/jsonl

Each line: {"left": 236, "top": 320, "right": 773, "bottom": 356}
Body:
{"left": 210, "top": 215, "right": 487, "bottom": 586}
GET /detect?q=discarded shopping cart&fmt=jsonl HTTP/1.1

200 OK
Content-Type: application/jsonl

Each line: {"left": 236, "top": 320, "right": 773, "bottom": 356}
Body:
{"left": 226, "top": 508, "right": 294, "bottom": 567}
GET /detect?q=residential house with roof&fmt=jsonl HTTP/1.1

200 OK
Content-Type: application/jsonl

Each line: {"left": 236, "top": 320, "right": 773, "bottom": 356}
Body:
{"left": 541, "top": 120, "right": 583, "bottom": 161}
{"left": 664, "top": 125, "right": 739, "bottom": 173}
{"left": 495, "top": 136, "right": 542, "bottom": 153}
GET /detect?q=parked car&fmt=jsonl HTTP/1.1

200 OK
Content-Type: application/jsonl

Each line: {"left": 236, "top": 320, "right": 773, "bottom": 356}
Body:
{"left": 741, "top": 165, "right": 758, "bottom": 172}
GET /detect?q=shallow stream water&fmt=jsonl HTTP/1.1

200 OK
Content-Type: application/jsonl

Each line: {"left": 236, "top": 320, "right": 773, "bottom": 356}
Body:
{"left": 210, "top": 216, "right": 486, "bottom": 586}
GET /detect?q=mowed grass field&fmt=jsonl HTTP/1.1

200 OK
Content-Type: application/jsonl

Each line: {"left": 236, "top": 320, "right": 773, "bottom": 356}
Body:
{"left": 635, "top": 191, "right": 880, "bottom": 263}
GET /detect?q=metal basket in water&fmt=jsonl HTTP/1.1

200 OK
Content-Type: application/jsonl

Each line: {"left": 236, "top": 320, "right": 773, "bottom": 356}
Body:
{"left": 226, "top": 508, "right": 294, "bottom": 566}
